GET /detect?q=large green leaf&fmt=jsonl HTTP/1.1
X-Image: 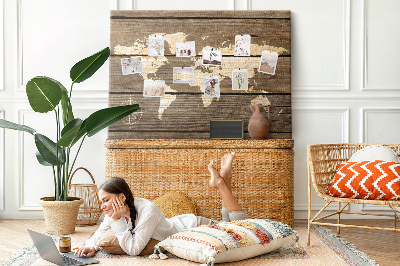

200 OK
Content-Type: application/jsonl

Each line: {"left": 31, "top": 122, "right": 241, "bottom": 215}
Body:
{"left": 70, "top": 47, "right": 110, "bottom": 84}
{"left": 35, "top": 151, "right": 52, "bottom": 166}
{"left": 0, "top": 119, "right": 36, "bottom": 135}
{"left": 85, "top": 104, "right": 140, "bottom": 137}
{"left": 61, "top": 92, "right": 74, "bottom": 125}
{"left": 35, "top": 134, "right": 65, "bottom": 165}
{"left": 26, "top": 76, "right": 64, "bottom": 113}
{"left": 70, "top": 120, "right": 87, "bottom": 147}
{"left": 47, "top": 77, "right": 74, "bottom": 126}
{"left": 56, "top": 119, "right": 83, "bottom": 147}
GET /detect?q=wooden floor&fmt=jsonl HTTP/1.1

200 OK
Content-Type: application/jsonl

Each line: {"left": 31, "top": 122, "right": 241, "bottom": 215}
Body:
{"left": 0, "top": 219, "right": 399, "bottom": 265}
{"left": 295, "top": 219, "right": 400, "bottom": 266}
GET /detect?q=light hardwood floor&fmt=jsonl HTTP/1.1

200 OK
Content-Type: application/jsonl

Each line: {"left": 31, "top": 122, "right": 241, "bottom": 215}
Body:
{"left": 295, "top": 219, "right": 400, "bottom": 266}
{"left": 1, "top": 219, "right": 399, "bottom": 265}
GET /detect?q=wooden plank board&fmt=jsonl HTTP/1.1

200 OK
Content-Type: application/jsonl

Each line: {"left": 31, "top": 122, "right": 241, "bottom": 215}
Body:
{"left": 110, "top": 56, "right": 291, "bottom": 94}
{"left": 109, "top": 11, "right": 291, "bottom": 139}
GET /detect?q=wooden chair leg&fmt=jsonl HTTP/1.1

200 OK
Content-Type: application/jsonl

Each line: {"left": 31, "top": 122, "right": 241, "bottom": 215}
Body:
{"left": 307, "top": 221, "right": 311, "bottom": 246}
{"left": 337, "top": 202, "right": 341, "bottom": 234}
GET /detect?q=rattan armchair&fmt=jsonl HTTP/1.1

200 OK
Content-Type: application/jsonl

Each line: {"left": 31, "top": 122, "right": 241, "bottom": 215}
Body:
{"left": 307, "top": 143, "right": 400, "bottom": 246}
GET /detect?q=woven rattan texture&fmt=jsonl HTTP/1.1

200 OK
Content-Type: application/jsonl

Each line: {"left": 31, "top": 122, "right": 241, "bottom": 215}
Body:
{"left": 308, "top": 143, "right": 400, "bottom": 205}
{"left": 38, "top": 197, "right": 84, "bottom": 235}
{"left": 105, "top": 139, "right": 294, "bottom": 228}
{"left": 68, "top": 168, "right": 102, "bottom": 226}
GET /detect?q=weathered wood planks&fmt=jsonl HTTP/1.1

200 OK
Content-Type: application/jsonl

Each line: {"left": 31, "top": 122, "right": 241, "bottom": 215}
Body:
{"left": 109, "top": 11, "right": 291, "bottom": 139}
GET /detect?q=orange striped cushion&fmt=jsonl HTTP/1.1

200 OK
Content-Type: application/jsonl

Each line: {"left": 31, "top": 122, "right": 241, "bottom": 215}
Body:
{"left": 327, "top": 160, "right": 400, "bottom": 200}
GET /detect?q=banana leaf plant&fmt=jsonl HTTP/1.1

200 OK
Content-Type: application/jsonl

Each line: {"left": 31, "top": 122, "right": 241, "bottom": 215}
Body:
{"left": 0, "top": 47, "right": 140, "bottom": 201}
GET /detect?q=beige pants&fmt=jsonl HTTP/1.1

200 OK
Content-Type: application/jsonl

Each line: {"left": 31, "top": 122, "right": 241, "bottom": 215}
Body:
{"left": 196, "top": 206, "right": 249, "bottom": 225}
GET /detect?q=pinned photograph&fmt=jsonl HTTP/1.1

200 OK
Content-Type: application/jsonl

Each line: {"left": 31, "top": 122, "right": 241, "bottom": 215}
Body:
{"left": 143, "top": 80, "right": 165, "bottom": 97}
{"left": 148, "top": 35, "right": 164, "bottom": 56}
{"left": 173, "top": 67, "right": 194, "bottom": 84}
{"left": 202, "top": 50, "right": 222, "bottom": 66}
{"left": 204, "top": 76, "right": 220, "bottom": 98}
{"left": 259, "top": 50, "right": 279, "bottom": 75}
{"left": 175, "top": 41, "right": 196, "bottom": 57}
{"left": 234, "top": 34, "right": 251, "bottom": 56}
{"left": 232, "top": 69, "right": 248, "bottom": 90}
{"left": 121, "top": 56, "right": 143, "bottom": 75}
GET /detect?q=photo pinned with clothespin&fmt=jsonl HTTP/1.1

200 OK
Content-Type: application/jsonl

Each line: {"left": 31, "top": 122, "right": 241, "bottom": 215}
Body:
{"left": 202, "top": 49, "right": 222, "bottom": 66}
{"left": 173, "top": 67, "right": 194, "bottom": 84}
{"left": 258, "top": 50, "right": 279, "bottom": 75}
{"left": 175, "top": 41, "right": 196, "bottom": 57}
{"left": 148, "top": 35, "right": 164, "bottom": 56}
{"left": 234, "top": 34, "right": 251, "bottom": 56}
{"left": 204, "top": 75, "right": 220, "bottom": 98}
{"left": 121, "top": 56, "right": 143, "bottom": 75}
{"left": 143, "top": 79, "right": 165, "bottom": 97}
{"left": 232, "top": 69, "right": 248, "bottom": 90}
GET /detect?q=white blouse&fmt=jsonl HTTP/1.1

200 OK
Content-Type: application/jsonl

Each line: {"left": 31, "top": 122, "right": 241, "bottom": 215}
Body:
{"left": 84, "top": 197, "right": 197, "bottom": 256}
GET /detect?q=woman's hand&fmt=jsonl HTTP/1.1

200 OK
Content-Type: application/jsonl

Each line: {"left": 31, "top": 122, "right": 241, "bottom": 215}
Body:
{"left": 73, "top": 246, "right": 96, "bottom": 258}
{"left": 111, "top": 196, "right": 129, "bottom": 222}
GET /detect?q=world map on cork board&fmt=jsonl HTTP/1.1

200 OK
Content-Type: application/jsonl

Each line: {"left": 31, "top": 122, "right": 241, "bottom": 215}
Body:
{"left": 109, "top": 11, "right": 291, "bottom": 139}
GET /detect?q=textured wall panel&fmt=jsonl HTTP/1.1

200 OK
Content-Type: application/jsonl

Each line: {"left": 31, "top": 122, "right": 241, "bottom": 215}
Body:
{"left": 109, "top": 10, "right": 291, "bottom": 139}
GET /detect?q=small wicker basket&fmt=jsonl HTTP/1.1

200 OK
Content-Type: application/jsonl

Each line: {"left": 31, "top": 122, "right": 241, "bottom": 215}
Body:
{"left": 68, "top": 167, "right": 102, "bottom": 226}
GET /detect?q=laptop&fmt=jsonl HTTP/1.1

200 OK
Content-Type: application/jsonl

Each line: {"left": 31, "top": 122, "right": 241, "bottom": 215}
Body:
{"left": 27, "top": 229, "right": 99, "bottom": 265}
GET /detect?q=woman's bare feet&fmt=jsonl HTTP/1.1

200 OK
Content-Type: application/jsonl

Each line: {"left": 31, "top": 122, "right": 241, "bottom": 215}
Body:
{"left": 219, "top": 152, "right": 236, "bottom": 189}
{"left": 208, "top": 160, "right": 224, "bottom": 188}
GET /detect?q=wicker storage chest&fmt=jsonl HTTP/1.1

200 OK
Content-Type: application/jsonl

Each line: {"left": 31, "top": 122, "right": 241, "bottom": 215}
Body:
{"left": 105, "top": 139, "right": 294, "bottom": 228}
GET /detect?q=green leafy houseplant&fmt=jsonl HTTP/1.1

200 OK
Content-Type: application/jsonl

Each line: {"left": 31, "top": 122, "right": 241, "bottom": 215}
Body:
{"left": 0, "top": 47, "right": 139, "bottom": 201}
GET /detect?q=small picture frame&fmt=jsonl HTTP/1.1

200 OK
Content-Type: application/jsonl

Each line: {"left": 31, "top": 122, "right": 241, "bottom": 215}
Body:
{"left": 148, "top": 35, "right": 164, "bottom": 57}
{"left": 121, "top": 56, "right": 143, "bottom": 75}
{"left": 143, "top": 80, "right": 165, "bottom": 97}
{"left": 173, "top": 67, "right": 194, "bottom": 84}
{"left": 202, "top": 50, "right": 222, "bottom": 66}
{"left": 204, "top": 76, "right": 220, "bottom": 98}
{"left": 259, "top": 50, "right": 279, "bottom": 75}
{"left": 232, "top": 69, "right": 248, "bottom": 90}
{"left": 234, "top": 34, "right": 251, "bottom": 56}
{"left": 175, "top": 41, "right": 196, "bottom": 57}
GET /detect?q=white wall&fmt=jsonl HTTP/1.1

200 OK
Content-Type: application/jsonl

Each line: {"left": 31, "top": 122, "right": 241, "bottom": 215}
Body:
{"left": 0, "top": 0, "right": 399, "bottom": 219}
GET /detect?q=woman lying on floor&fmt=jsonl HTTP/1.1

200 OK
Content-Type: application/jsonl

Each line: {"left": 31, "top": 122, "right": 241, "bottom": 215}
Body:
{"left": 73, "top": 152, "right": 248, "bottom": 257}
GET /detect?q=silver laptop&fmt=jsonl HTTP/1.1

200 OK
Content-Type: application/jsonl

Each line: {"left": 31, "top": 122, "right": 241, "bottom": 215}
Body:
{"left": 27, "top": 229, "right": 99, "bottom": 265}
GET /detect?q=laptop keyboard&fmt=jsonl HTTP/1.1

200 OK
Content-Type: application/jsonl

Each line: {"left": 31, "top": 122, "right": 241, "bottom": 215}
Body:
{"left": 61, "top": 254, "right": 84, "bottom": 265}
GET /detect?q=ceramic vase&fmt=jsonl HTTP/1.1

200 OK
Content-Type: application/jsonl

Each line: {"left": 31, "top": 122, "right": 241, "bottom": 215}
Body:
{"left": 248, "top": 104, "right": 270, "bottom": 140}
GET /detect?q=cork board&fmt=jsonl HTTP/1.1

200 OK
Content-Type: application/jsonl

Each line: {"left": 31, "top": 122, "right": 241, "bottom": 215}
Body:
{"left": 109, "top": 11, "right": 291, "bottom": 139}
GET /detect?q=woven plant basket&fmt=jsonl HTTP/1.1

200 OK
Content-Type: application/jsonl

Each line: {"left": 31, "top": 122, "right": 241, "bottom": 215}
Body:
{"left": 68, "top": 167, "right": 102, "bottom": 226}
{"left": 39, "top": 196, "right": 84, "bottom": 235}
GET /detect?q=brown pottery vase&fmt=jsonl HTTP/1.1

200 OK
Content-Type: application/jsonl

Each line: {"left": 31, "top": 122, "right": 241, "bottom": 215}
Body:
{"left": 248, "top": 104, "right": 270, "bottom": 140}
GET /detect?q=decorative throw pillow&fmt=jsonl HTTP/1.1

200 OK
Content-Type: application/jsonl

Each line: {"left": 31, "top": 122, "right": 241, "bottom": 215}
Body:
{"left": 348, "top": 145, "right": 399, "bottom": 163}
{"left": 153, "top": 192, "right": 197, "bottom": 218}
{"left": 97, "top": 229, "right": 160, "bottom": 255}
{"left": 150, "top": 219, "right": 298, "bottom": 264}
{"left": 327, "top": 160, "right": 400, "bottom": 200}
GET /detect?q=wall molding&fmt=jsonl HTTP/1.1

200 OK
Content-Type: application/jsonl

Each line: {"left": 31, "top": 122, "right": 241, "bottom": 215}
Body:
{"left": 247, "top": 0, "right": 252, "bottom": 10}
{"left": 0, "top": 1, "right": 4, "bottom": 91}
{"left": 295, "top": 203, "right": 349, "bottom": 211}
{"left": 362, "top": 0, "right": 400, "bottom": 91}
{"left": 0, "top": 110, "right": 4, "bottom": 211}
{"left": 293, "top": 107, "right": 350, "bottom": 143}
{"left": 16, "top": 0, "right": 111, "bottom": 92}
{"left": 362, "top": 204, "right": 395, "bottom": 212}
{"left": 293, "top": 0, "right": 350, "bottom": 91}
{"left": 361, "top": 107, "right": 400, "bottom": 142}
{"left": 17, "top": 0, "right": 23, "bottom": 90}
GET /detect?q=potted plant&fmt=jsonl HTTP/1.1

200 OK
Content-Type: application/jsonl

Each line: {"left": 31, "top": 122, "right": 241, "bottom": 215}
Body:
{"left": 0, "top": 47, "right": 139, "bottom": 234}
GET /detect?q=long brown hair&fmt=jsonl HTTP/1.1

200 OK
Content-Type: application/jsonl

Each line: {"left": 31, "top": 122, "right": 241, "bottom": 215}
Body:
{"left": 99, "top": 177, "right": 137, "bottom": 234}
